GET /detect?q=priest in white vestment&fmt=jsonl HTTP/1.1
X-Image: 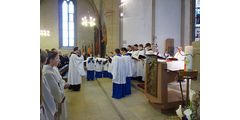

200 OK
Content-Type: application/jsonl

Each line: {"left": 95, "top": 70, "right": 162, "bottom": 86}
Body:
{"left": 174, "top": 46, "right": 185, "bottom": 61}
{"left": 68, "top": 47, "right": 86, "bottom": 91}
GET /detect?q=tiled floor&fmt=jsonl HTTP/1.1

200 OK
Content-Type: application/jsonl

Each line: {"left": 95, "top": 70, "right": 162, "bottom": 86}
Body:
{"left": 64, "top": 77, "right": 178, "bottom": 120}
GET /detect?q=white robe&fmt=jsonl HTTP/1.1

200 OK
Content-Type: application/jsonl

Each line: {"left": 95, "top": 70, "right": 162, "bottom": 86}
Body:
{"left": 108, "top": 57, "right": 113, "bottom": 73}
{"left": 102, "top": 58, "right": 109, "bottom": 71}
{"left": 53, "top": 66, "right": 67, "bottom": 120}
{"left": 174, "top": 51, "right": 185, "bottom": 61}
{"left": 68, "top": 54, "right": 85, "bottom": 85}
{"left": 40, "top": 105, "right": 48, "bottom": 120}
{"left": 42, "top": 75, "right": 56, "bottom": 120}
{"left": 95, "top": 57, "right": 103, "bottom": 72}
{"left": 122, "top": 54, "right": 133, "bottom": 77}
{"left": 86, "top": 57, "right": 95, "bottom": 71}
{"left": 43, "top": 65, "right": 66, "bottom": 120}
{"left": 137, "top": 50, "right": 145, "bottom": 79}
{"left": 111, "top": 55, "right": 127, "bottom": 84}
{"left": 131, "top": 50, "right": 139, "bottom": 77}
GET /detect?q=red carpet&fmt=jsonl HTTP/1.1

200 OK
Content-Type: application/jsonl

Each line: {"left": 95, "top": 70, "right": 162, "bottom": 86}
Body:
{"left": 137, "top": 83, "right": 145, "bottom": 89}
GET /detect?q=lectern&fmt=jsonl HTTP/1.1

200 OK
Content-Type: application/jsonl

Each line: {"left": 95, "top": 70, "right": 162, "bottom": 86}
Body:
{"left": 145, "top": 55, "right": 184, "bottom": 110}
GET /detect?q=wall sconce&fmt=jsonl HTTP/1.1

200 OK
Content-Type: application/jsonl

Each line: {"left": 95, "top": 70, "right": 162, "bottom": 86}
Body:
{"left": 40, "top": 29, "right": 50, "bottom": 37}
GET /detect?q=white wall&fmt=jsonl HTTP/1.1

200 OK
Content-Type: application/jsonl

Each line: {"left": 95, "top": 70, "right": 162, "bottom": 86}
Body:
{"left": 122, "top": 0, "right": 152, "bottom": 47}
{"left": 154, "top": 0, "right": 181, "bottom": 54}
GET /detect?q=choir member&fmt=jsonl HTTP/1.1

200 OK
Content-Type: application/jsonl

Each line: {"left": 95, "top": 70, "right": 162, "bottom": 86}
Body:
{"left": 42, "top": 51, "right": 66, "bottom": 120}
{"left": 174, "top": 46, "right": 185, "bottom": 61}
{"left": 136, "top": 44, "right": 145, "bottom": 82}
{"left": 107, "top": 52, "right": 114, "bottom": 79}
{"left": 41, "top": 50, "right": 57, "bottom": 120}
{"left": 111, "top": 49, "right": 127, "bottom": 99}
{"left": 68, "top": 47, "right": 86, "bottom": 91}
{"left": 86, "top": 53, "right": 95, "bottom": 81}
{"left": 131, "top": 44, "right": 139, "bottom": 79}
{"left": 145, "top": 43, "right": 154, "bottom": 54}
{"left": 127, "top": 45, "right": 133, "bottom": 55}
{"left": 95, "top": 54, "right": 103, "bottom": 78}
{"left": 102, "top": 55, "right": 109, "bottom": 78}
{"left": 121, "top": 47, "right": 133, "bottom": 95}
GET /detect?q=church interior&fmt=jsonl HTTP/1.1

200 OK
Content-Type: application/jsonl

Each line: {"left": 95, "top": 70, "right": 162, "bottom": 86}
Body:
{"left": 40, "top": 0, "right": 200, "bottom": 120}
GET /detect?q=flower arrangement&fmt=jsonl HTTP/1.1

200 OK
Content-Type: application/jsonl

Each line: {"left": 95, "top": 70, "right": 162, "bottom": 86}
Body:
{"left": 176, "top": 89, "right": 196, "bottom": 120}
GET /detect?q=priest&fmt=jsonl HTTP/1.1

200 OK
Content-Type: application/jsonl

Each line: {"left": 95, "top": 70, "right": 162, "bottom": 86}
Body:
{"left": 174, "top": 46, "right": 185, "bottom": 61}
{"left": 68, "top": 47, "right": 86, "bottom": 91}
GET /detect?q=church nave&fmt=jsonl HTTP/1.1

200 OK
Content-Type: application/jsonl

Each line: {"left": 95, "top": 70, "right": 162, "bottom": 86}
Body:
{"left": 65, "top": 78, "right": 176, "bottom": 120}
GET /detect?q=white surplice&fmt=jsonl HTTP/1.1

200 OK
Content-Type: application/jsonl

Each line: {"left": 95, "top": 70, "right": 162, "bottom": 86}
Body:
{"left": 102, "top": 58, "right": 108, "bottom": 71}
{"left": 42, "top": 75, "right": 56, "bottom": 120}
{"left": 131, "top": 50, "right": 139, "bottom": 77}
{"left": 136, "top": 50, "right": 145, "bottom": 80}
{"left": 174, "top": 51, "right": 185, "bottom": 61}
{"left": 68, "top": 54, "right": 86, "bottom": 85}
{"left": 53, "top": 66, "right": 67, "bottom": 120}
{"left": 42, "top": 65, "right": 66, "bottom": 120}
{"left": 86, "top": 57, "right": 95, "bottom": 71}
{"left": 111, "top": 55, "right": 127, "bottom": 84}
{"left": 95, "top": 57, "right": 103, "bottom": 72}
{"left": 122, "top": 54, "right": 133, "bottom": 77}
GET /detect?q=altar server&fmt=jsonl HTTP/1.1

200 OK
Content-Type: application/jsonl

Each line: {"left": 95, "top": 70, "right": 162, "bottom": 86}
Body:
{"left": 121, "top": 47, "right": 133, "bottom": 95}
{"left": 41, "top": 50, "right": 57, "bottom": 120}
{"left": 131, "top": 44, "right": 139, "bottom": 79}
{"left": 86, "top": 53, "right": 95, "bottom": 80}
{"left": 68, "top": 47, "right": 86, "bottom": 91}
{"left": 107, "top": 52, "right": 114, "bottom": 79}
{"left": 42, "top": 51, "right": 66, "bottom": 120}
{"left": 95, "top": 54, "right": 103, "bottom": 78}
{"left": 174, "top": 46, "right": 185, "bottom": 61}
{"left": 102, "top": 55, "right": 109, "bottom": 78}
{"left": 136, "top": 44, "right": 145, "bottom": 82}
{"left": 111, "top": 49, "right": 127, "bottom": 99}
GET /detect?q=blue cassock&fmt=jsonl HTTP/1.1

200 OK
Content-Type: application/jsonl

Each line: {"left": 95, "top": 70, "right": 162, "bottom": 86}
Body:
{"left": 123, "top": 53, "right": 133, "bottom": 95}
{"left": 87, "top": 60, "right": 95, "bottom": 80}
{"left": 95, "top": 58, "right": 103, "bottom": 78}
{"left": 111, "top": 54, "right": 127, "bottom": 99}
